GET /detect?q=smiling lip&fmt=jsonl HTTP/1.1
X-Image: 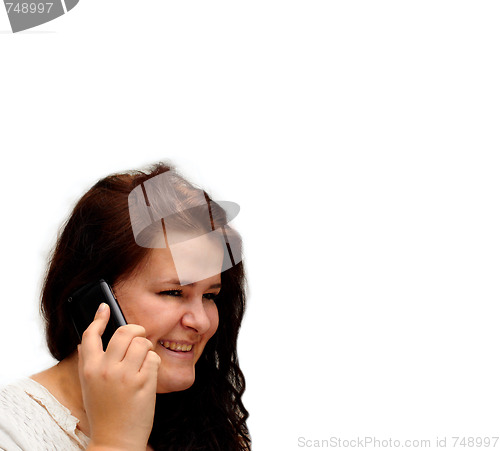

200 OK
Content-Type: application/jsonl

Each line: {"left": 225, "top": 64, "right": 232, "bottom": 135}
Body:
{"left": 160, "top": 340, "right": 194, "bottom": 351}
{"left": 159, "top": 340, "right": 195, "bottom": 359}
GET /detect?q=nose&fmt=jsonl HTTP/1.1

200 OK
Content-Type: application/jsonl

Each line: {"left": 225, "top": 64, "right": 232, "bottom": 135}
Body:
{"left": 181, "top": 296, "right": 212, "bottom": 335}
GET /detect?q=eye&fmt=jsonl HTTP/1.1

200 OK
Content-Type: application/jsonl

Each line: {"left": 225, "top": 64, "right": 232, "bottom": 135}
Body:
{"left": 202, "top": 292, "right": 220, "bottom": 301}
{"left": 158, "top": 290, "right": 220, "bottom": 301}
{"left": 158, "top": 290, "right": 183, "bottom": 297}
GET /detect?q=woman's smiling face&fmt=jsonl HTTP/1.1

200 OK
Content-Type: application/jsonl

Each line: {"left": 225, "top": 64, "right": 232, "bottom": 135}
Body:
{"left": 112, "top": 234, "right": 222, "bottom": 393}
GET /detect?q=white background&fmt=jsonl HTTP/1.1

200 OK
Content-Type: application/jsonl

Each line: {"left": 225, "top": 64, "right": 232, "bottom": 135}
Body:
{"left": 1, "top": 2, "right": 500, "bottom": 450}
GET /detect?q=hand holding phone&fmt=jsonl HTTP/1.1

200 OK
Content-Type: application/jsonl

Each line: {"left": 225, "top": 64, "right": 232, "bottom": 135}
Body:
{"left": 72, "top": 282, "right": 161, "bottom": 450}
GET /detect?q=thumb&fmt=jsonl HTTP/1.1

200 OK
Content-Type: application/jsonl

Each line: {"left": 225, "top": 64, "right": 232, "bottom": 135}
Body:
{"left": 95, "top": 302, "right": 108, "bottom": 317}
{"left": 78, "top": 303, "right": 111, "bottom": 359}
{"left": 93, "top": 302, "right": 110, "bottom": 335}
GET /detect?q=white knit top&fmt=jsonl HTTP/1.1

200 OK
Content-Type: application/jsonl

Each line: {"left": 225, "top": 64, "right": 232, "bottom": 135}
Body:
{"left": 0, "top": 377, "right": 91, "bottom": 450}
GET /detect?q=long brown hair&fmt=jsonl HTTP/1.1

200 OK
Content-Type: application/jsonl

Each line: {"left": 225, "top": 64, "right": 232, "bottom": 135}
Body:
{"left": 40, "top": 162, "right": 251, "bottom": 450}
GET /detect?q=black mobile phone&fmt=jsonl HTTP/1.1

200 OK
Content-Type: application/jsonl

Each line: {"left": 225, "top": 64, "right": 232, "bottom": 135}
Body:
{"left": 67, "top": 279, "right": 127, "bottom": 350}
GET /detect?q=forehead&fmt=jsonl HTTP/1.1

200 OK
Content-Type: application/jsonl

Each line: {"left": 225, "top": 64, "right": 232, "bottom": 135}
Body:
{"left": 144, "top": 233, "right": 224, "bottom": 286}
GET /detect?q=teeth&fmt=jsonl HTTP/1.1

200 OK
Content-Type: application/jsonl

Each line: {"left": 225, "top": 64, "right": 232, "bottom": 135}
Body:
{"left": 161, "top": 341, "right": 193, "bottom": 352}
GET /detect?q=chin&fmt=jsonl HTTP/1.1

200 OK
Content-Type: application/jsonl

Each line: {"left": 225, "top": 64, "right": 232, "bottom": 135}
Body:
{"left": 156, "top": 369, "right": 196, "bottom": 394}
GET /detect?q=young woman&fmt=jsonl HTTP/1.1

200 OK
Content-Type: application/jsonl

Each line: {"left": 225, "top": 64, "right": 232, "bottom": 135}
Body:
{"left": 0, "top": 162, "right": 251, "bottom": 450}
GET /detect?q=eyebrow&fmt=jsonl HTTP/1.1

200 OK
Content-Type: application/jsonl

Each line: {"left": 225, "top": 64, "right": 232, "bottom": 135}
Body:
{"left": 159, "top": 278, "right": 221, "bottom": 289}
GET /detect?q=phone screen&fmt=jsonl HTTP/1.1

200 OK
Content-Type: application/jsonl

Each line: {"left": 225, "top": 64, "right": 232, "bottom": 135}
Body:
{"left": 67, "top": 279, "right": 127, "bottom": 350}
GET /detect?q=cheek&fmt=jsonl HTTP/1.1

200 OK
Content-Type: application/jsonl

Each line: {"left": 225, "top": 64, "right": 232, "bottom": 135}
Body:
{"left": 114, "top": 292, "right": 167, "bottom": 331}
{"left": 207, "top": 304, "right": 219, "bottom": 338}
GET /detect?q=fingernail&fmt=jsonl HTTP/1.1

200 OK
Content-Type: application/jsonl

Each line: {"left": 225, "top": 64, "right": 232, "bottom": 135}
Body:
{"left": 98, "top": 303, "right": 107, "bottom": 313}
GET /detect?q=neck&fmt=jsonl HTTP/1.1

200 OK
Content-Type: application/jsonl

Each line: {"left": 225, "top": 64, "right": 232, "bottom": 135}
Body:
{"left": 56, "top": 351, "right": 86, "bottom": 412}
{"left": 31, "top": 350, "right": 87, "bottom": 423}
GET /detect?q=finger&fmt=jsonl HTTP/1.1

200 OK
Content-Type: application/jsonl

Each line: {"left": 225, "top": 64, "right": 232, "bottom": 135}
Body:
{"left": 104, "top": 324, "right": 147, "bottom": 363}
{"left": 121, "top": 337, "right": 154, "bottom": 373}
{"left": 139, "top": 350, "right": 161, "bottom": 378}
{"left": 80, "top": 303, "right": 110, "bottom": 357}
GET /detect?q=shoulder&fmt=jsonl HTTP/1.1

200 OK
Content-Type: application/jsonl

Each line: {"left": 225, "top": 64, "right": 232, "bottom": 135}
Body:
{"left": 0, "top": 379, "right": 39, "bottom": 450}
{"left": 0, "top": 378, "right": 39, "bottom": 421}
{"left": 0, "top": 378, "right": 88, "bottom": 450}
